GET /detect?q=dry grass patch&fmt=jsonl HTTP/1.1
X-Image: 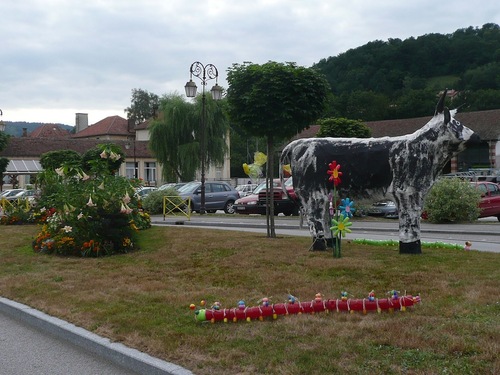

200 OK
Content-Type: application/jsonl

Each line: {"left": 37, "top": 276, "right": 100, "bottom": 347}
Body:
{"left": 0, "top": 225, "right": 499, "bottom": 374}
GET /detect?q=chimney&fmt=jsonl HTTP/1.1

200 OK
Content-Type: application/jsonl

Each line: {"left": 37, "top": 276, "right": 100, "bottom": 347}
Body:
{"left": 22, "top": 128, "right": 28, "bottom": 137}
{"left": 75, "top": 113, "right": 89, "bottom": 133}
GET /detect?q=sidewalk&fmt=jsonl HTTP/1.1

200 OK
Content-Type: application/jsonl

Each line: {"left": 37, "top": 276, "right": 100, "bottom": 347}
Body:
{"left": 0, "top": 297, "right": 193, "bottom": 375}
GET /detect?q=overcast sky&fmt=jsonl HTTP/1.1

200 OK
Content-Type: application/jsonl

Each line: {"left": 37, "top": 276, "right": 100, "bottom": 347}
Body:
{"left": 1, "top": 0, "right": 498, "bottom": 126}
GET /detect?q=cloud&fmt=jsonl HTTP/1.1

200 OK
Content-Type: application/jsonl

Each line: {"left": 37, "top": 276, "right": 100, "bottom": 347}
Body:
{"left": 0, "top": 0, "right": 498, "bottom": 125}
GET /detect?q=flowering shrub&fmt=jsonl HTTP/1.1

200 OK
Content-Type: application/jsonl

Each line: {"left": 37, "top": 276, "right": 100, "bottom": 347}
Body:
{"left": 31, "top": 144, "right": 151, "bottom": 257}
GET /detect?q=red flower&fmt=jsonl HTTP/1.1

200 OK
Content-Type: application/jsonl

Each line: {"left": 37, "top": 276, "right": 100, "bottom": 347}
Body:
{"left": 327, "top": 161, "right": 342, "bottom": 186}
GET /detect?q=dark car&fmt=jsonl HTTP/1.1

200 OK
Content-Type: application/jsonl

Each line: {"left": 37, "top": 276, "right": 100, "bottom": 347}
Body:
{"left": 367, "top": 199, "right": 398, "bottom": 218}
{"left": 234, "top": 178, "right": 299, "bottom": 216}
{"left": 178, "top": 181, "right": 239, "bottom": 214}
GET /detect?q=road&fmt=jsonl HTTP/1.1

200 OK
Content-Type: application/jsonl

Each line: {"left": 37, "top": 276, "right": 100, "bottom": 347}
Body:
{"left": 152, "top": 214, "right": 500, "bottom": 253}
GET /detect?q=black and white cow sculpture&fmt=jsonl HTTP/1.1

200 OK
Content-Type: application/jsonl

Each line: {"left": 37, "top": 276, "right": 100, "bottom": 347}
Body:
{"left": 280, "top": 91, "right": 480, "bottom": 254}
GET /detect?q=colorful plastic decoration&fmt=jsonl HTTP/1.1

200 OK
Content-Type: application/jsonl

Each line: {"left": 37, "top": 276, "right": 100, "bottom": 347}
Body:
{"left": 327, "top": 160, "right": 355, "bottom": 258}
{"left": 192, "top": 292, "right": 421, "bottom": 323}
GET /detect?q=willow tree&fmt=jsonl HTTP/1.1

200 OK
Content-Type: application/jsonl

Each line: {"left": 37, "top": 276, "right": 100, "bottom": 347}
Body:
{"left": 227, "top": 61, "right": 330, "bottom": 237}
{"left": 149, "top": 93, "right": 229, "bottom": 182}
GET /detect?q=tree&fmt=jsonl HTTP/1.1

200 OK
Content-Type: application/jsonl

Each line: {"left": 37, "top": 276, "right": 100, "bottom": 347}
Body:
{"left": 316, "top": 118, "right": 371, "bottom": 138}
{"left": 0, "top": 130, "right": 9, "bottom": 191}
{"left": 227, "top": 61, "right": 330, "bottom": 237}
{"left": 40, "top": 150, "right": 82, "bottom": 170}
{"left": 148, "top": 93, "right": 229, "bottom": 182}
{"left": 124, "top": 89, "right": 160, "bottom": 123}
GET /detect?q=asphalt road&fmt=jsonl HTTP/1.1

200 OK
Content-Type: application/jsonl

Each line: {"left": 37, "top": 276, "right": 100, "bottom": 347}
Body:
{"left": 153, "top": 214, "right": 500, "bottom": 253}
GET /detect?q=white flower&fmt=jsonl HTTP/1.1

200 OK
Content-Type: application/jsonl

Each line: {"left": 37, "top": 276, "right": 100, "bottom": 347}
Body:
{"left": 123, "top": 192, "right": 131, "bottom": 204}
{"left": 86, "top": 196, "right": 97, "bottom": 207}
{"left": 55, "top": 167, "right": 65, "bottom": 176}
{"left": 100, "top": 150, "right": 108, "bottom": 159}
{"left": 62, "top": 226, "right": 72, "bottom": 233}
{"left": 81, "top": 172, "right": 90, "bottom": 181}
{"left": 109, "top": 151, "right": 120, "bottom": 161}
{"left": 120, "top": 203, "right": 133, "bottom": 214}
{"left": 98, "top": 182, "right": 105, "bottom": 190}
{"left": 77, "top": 212, "right": 84, "bottom": 220}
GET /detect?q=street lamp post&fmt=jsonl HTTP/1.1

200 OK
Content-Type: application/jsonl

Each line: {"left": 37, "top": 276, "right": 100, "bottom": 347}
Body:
{"left": 185, "top": 61, "right": 223, "bottom": 215}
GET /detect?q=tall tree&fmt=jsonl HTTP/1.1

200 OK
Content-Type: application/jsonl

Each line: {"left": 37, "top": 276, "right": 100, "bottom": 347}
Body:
{"left": 124, "top": 89, "right": 160, "bottom": 123}
{"left": 0, "top": 129, "right": 10, "bottom": 191}
{"left": 149, "top": 93, "right": 229, "bottom": 182}
{"left": 227, "top": 61, "right": 330, "bottom": 237}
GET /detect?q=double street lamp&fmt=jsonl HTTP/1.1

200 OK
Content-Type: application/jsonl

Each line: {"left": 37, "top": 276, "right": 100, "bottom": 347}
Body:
{"left": 185, "top": 61, "right": 223, "bottom": 214}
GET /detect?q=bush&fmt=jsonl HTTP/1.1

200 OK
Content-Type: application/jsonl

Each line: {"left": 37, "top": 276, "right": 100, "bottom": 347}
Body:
{"left": 30, "top": 144, "right": 151, "bottom": 257}
{"left": 142, "top": 188, "right": 183, "bottom": 215}
{"left": 424, "top": 178, "right": 481, "bottom": 223}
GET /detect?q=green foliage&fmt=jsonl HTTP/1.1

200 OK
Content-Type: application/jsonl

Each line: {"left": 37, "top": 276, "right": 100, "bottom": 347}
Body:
{"left": 149, "top": 93, "right": 229, "bottom": 182}
{"left": 227, "top": 61, "right": 330, "bottom": 141}
{"left": 40, "top": 150, "right": 82, "bottom": 170}
{"left": 316, "top": 117, "right": 371, "bottom": 138}
{"left": 424, "top": 178, "right": 481, "bottom": 223}
{"left": 142, "top": 188, "right": 183, "bottom": 215}
{"left": 81, "top": 143, "right": 125, "bottom": 175}
{"left": 31, "top": 145, "right": 150, "bottom": 257}
{"left": 313, "top": 23, "right": 500, "bottom": 120}
{"left": 124, "top": 88, "right": 160, "bottom": 123}
{"left": 0, "top": 130, "right": 9, "bottom": 151}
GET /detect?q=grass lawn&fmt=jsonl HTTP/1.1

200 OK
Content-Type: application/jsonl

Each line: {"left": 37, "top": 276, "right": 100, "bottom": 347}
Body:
{"left": 0, "top": 224, "right": 499, "bottom": 374}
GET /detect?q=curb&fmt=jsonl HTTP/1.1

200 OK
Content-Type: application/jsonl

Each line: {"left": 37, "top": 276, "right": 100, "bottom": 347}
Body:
{"left": 152, "top": 219, "right": 500, "bottom": 237}
{"left": 0, "top": 297, "right": 193, "bottom": 375}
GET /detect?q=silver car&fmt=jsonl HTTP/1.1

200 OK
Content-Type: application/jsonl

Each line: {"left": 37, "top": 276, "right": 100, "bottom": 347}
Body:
{"left": 178, "top": 181, "right": 239, "bottom": 214}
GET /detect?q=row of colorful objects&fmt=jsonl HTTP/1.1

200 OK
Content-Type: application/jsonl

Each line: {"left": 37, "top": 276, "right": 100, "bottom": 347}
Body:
{"left": 190, "top": 291, "right": 421, "bottom": 323}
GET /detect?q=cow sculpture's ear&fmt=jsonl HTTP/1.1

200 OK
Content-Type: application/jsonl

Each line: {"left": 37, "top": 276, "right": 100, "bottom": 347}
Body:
{"left": 444, "top": 107, "right": 451, "bottom": 124}
{"left": 434, "top": 89, "right": 447, "bottom": 115}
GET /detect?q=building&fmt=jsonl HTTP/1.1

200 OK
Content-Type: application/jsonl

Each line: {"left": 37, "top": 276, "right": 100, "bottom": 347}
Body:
{"left": 0, "top": 113, "right": 232, "bottom": 189}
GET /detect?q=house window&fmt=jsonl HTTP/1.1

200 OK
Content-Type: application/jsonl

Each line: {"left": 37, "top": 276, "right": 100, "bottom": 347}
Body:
{"left": 145, "top": 162, "right": 156, "bottom": 186}
{"left": 125, "top": 162, "right": 138, "bottom": 179}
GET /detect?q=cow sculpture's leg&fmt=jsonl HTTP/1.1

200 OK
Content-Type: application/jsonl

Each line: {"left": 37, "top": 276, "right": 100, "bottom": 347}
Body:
{"left": 304, "top": 195, "right": 329, "bottom": 251}
{"left": 394, "top": 191, "right": 423, "bottom": 254}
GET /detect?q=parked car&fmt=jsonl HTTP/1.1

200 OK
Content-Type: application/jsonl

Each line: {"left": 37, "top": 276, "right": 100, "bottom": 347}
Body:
{"left": 367, "top": 199, "right": 398, "bottom": 218}
{"left": 1, "top": 189, "right": 28, "bottom": 201}
{"left": 234, "top": 178, "right": 299, "bottom": 216}
{"left": 135, "top": 186, "right": 157, "bottom": 198}
{"left": 158, "top": 182, "right": 187, "bottom": 191}
{"left": 178, "top": 181, "right": 239, "bottom": 214}
{"left": 472, "top": 181, "right": 500, "bottom": 221}
{"left": 235, "top": 183, "right": 259, "bottom": 198}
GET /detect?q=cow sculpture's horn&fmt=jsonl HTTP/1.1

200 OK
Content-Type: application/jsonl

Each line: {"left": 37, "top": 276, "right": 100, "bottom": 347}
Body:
{"left": 434, "top": 89, "right": 447, "bottom": 115}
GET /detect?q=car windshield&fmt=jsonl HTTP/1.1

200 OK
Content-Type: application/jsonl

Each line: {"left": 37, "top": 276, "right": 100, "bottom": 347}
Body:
{"left": 253, "top": 180, "right": 281, "bottom": 194}
{"left": 178, "top": 182, "right": 200, "bottom": 193}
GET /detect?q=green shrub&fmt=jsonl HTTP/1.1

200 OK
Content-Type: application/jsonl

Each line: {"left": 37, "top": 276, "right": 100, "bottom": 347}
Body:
{"left": 424, "top": 178, "right": 481, "bottom": 223}
{"left": 142, "top": 188, "right": 183, "bottom": 215}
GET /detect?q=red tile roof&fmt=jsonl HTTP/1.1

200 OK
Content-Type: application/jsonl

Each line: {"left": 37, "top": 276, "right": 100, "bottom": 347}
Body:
{"left": 0, "top": 138, "right": 152, "bottom": 159}
{"left": 294, "top": 109, "right": 500, "bottom": 141}
{"left": 72, "top": 116, "right": 130, "bottom": 138}
{"left": 28, "top": 124, "right": 72, "bottom": 138}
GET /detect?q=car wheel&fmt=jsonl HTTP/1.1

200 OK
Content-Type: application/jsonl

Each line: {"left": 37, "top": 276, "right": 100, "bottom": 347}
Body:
{"left": 497, "top": 215, "right": 500, "bottom": 222}
{"left": 224, "top": 200, "right": 235, "bottom": 214}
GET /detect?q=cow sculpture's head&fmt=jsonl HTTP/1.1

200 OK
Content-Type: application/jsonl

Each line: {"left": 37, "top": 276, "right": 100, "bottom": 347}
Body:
{"left": 434, "top": 90, "right": 481, "bottom": 152}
